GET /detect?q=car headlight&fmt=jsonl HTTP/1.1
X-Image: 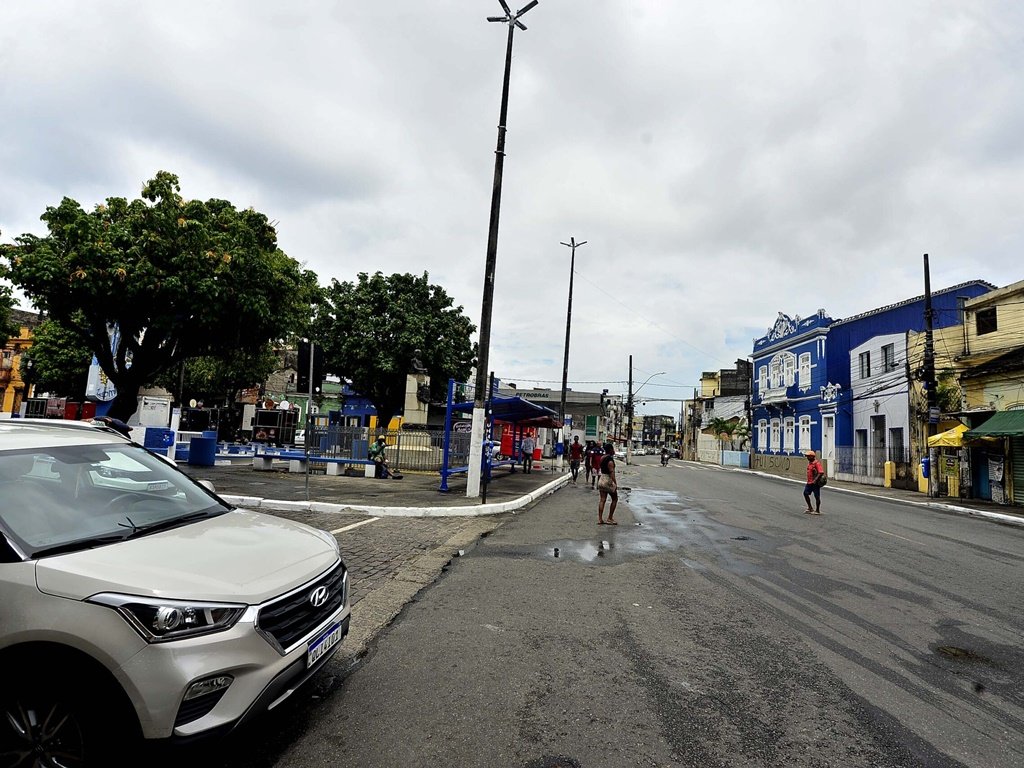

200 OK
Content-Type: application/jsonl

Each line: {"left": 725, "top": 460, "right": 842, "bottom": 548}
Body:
{"left": 89, "top": 593, "right": 247, "bottom": 642}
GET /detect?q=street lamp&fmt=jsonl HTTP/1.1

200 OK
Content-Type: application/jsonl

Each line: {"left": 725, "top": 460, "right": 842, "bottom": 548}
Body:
{"left": 627, "top": 368, "right": 665, "bottom": 464}
{"left": 467, "top": 0, "right": 541, "bottom": 499}
{"left": 557, "top": 236, "right": 586, "bottom": 469}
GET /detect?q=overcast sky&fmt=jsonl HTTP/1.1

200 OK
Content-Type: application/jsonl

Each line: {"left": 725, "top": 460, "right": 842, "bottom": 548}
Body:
{"left": 3, "top": 1, "right": 1022, "bottom": 415}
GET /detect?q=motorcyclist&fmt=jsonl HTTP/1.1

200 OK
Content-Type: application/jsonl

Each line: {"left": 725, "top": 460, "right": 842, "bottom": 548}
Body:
{"left": 660, "top": 446, "right": 670, "bottom": 466}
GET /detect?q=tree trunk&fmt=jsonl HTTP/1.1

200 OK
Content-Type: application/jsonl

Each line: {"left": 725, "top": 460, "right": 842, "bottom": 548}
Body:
{"left": 106, "top": 380, "right": 141, "bottom": 421}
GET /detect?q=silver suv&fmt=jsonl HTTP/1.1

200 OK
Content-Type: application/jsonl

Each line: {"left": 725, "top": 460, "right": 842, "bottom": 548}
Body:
{"left": 0, "top": 419, "right": 350, "bottom": 765}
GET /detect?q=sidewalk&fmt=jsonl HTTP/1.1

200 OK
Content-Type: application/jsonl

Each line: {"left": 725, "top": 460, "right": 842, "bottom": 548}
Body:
{"left": 182, "top": 456, "right": 1024, "bottom": 527}
{"left": 730, "top": 463, "right": 1024, "bottom": 528}
{"left": 181, "top": 457, "right": 571, "bottom": 517}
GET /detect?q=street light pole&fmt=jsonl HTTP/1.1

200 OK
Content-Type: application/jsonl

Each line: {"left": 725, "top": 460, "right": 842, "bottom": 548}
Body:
{"left": 467, "top": 0, "right": 541, "bottom": 498}
{"left": 627, "top": 365, "right": 666, "bottom": 464}
{"left": 557, "top": 236, "right": 586, "bottom": 471}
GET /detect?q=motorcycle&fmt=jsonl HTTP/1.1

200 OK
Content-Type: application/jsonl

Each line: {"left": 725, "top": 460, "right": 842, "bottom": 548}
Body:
{"left": 660, "top": 451, "right": 669, "bottom": 466}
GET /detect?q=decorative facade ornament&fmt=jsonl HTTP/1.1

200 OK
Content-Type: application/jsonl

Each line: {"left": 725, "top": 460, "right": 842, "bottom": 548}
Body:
{"left": 766, "top": 312, "right": 799, "bottom": 342}
{"left": 820, "top": 382, "right": 842, "bottom": 403}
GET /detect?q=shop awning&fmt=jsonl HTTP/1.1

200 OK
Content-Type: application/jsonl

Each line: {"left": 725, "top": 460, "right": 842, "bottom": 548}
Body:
{"left": 489, "top": 396, "right": 563, "bottom": 428}
{"left": 928, "top": 423, "right": 969, "bottom": 448}
{"left": 964, "top": 410, "right": 1024, "bottom": 439}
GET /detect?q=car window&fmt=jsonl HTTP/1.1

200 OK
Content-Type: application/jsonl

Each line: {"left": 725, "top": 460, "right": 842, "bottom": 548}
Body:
{"left": 0, "top": 443, "right": 228, "bottom": 558}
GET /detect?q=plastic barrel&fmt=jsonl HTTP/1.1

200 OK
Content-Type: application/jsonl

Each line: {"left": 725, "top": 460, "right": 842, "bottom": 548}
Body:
{"left": 188, "top": 436, "right": 217, "bottom": 467}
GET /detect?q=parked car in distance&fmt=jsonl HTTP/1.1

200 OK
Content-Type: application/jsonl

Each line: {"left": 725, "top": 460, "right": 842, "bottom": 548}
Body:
{"left": 0, "top": 419, "right": 350, "bottom": 765}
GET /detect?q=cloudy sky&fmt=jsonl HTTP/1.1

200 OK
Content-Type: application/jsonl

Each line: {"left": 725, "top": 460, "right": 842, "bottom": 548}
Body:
{"left": 3, "top": 1, "right": 1022, "bottom": 415}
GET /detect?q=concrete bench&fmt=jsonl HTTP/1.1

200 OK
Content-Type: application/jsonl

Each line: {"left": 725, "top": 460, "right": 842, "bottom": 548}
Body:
{"left": 253, "top": 452, "right": 376, "bottom": 477}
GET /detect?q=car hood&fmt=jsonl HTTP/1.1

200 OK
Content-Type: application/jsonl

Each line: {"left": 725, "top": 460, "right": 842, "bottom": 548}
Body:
{"left": 35, "top": 509, "right": 340, "bottom": 604}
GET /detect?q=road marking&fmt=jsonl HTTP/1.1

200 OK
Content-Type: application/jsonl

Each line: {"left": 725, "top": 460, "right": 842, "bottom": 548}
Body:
{"left": 877, "top": 529, "right": 927, "bottom": 546}
{"left": 330, "top": 517, "right": 380, "bottom": 534}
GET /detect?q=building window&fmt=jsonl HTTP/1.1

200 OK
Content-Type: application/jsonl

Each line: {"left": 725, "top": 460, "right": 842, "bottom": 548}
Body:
{"left": 758, "top": 419, "right": 767, "bottom": 450}
{"left": 889, "top": 427, "right": 905, "bottom": 460}
{"left": 859, "top": 351, "right": 871, "bottom": 379}
{"left": 798, "top": 353, "right": 811, "bottom": 388}
{"left": 976, "top": 307, "right": 997, "bottom": 336}
{"left": 783, "top": 417, "right": 795, "bottom": 451}
{"left": 784, "top": 355, "right": 796, "bottom": 386}
{"left": 770, "top": 419, "right": 781, "bottom": 452}
{"left": 770, "top": 358, "right": 782, "bottom": 388}
{"left": 758, "top": 365, "right": 767, "bottom": 392}
{"left": 882, "top": 344, "right": 896, "bottom": 373}
{"left": 799, "top": 416, "right": 811, "bottom": 452}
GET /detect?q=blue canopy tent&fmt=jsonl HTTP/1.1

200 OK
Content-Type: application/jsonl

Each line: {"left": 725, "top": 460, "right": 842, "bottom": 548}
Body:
{"left": 439, "top": 384, "right": 562, "bottom": 492}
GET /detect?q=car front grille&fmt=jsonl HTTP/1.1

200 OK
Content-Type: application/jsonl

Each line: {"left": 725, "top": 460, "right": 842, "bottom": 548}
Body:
{"left": 257, "top": 560, "right": 347, "bottom": 653}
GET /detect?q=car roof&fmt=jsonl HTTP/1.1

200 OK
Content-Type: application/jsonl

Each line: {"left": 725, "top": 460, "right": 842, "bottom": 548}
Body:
{"left": 0, "top": 419, "right": 130, "bottom": 452}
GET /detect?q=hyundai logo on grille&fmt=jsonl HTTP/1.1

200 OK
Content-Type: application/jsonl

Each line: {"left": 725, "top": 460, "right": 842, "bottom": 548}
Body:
{"left": 309, "top": 585, "right": 329, "bottom": 608}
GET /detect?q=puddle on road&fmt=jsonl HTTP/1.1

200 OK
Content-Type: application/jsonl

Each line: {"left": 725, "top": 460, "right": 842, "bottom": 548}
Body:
{"left": 516, "top": 487, "right": 767, "bottom": 575}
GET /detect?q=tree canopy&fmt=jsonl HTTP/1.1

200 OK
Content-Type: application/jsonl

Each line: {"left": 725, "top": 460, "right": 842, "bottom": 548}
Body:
{"left": 0, "top": 267, "right": 17, "bottom": 341}
{"left": 18, "top": 316, "right": 94, "bottom": 400}
{"left": 316, "top": 272, "right": 476, "bottom": 426}
{"left": 1, "top": 172, "right": 321, "bottom": 420}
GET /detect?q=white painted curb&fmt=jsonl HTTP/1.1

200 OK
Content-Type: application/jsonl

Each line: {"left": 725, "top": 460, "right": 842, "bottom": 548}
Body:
{"left": 711, "top": 463, "right": 1024, "bottom": 528}
{"left": 219, "top": 473, "right": 571, "bottom": 518}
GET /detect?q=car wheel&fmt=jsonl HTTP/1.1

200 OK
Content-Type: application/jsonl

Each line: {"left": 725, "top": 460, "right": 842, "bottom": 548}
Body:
{"left": 1, "top": 668, "right": 117, "bottom": 767}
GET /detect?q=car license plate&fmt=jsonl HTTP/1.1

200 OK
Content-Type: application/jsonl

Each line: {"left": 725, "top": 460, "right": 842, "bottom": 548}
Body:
{"left": 306, "top": 622, "right": 343, "bottom": 668}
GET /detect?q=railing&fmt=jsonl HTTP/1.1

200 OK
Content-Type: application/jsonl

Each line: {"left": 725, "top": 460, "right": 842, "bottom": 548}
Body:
{"left": 833, "top": 445, "right": 919, "bottom": 489}
{"left": 303, "top": 425, "right": 449, "bottom": 473}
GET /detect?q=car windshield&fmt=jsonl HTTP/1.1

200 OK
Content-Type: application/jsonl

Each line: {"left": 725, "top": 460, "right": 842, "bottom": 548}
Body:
{"left": 0, "top": 443, "right": 229, "bottom": 559}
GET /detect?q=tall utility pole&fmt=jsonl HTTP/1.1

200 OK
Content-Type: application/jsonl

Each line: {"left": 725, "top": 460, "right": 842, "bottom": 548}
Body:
{"left": 627, "top": 355, "right": 634, "bottom": 463}
{"left": 923, "top": 253, "right": 938, "bottom": 498}
{"left": 558, "top": 236, "right": 587, "bottom": 471}
{"left": 467, "top": 0, "right": 540, "bottom": 498}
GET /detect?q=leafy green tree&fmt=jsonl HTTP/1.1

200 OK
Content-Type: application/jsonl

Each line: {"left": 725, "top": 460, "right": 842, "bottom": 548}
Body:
{"left": 18, "top": 316, "right": 94, "bottom": 399}
{"left": 0, "top": 265, "right": 18, "bottom": 341}
{"left": 153, "top": 345, "right": 280, "bottom": 406}
{"left": 316, "top": 272, "right": 476, "bottom": 426}
{"left": 1, "top": 172, "right": 320, "bottom": 420}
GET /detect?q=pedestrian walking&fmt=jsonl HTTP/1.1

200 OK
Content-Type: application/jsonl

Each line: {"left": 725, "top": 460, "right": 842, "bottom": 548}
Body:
{"left": 520, "top": 432, "right": 536, "bottom": 474}
{"left": 803, "top": 450, "right": 825, "bottom": 514}
{"left": 597, "top": 442, "right": 618, "bottom": 524}
{"left": 568, "top": 435, "right": 584, "bottom": 485}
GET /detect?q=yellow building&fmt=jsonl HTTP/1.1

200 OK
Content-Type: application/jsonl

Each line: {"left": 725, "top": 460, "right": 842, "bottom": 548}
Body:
{"left": 0, "top": 310, "right": 41, "bottom": 415}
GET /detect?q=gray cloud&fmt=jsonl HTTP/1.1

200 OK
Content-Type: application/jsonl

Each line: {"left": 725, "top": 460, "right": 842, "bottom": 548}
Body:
{"left": 2, "top": 0, "right": 1022, "bottom": 413}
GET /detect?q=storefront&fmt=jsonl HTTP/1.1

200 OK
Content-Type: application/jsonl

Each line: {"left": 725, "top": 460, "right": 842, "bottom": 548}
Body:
{"left": 965, "top": 411, "right": 1024, "bottom": 506}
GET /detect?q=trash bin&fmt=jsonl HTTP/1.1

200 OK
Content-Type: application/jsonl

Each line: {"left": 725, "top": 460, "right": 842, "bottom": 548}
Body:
{"left": 920, "top": 457, "right": 930, "bottom": 479}
{"left": 188, "top": 436, "right": 217, "bottom": 467}
{"left": 143, "top": 428, "right": 174, "bottom": 451}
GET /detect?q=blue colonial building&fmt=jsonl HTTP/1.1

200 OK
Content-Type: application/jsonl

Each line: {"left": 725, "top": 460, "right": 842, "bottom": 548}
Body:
{"left": 751, "top": 280, "right": 994, "bottom": 481}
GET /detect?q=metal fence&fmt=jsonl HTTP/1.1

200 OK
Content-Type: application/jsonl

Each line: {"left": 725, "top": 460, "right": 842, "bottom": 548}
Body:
{"left": 303, "top": 425, "right": 450, "bottom": 473}
{"left": 833, "top": 445, "right": 919, "bottom": 489}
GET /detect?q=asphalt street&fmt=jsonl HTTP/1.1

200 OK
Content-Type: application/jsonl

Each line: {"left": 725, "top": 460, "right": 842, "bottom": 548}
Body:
{"left": 177, "top": 457, "right": 1023, "bottom": 768}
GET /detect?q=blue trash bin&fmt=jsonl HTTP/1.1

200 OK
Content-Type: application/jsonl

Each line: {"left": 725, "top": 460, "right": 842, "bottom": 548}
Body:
{"left": 920, "top": 457, "right": 930, "bottom": 479}
{"left": 188, "top": 436, "right": 217, "bottom": 467}
{"left": 143, "top": 428, "right": 174, "bottom": 451}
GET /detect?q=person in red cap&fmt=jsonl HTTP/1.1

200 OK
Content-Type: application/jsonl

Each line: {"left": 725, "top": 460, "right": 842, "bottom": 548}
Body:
{"left": 804, "top": 450, "right": 825, "bottom": 514}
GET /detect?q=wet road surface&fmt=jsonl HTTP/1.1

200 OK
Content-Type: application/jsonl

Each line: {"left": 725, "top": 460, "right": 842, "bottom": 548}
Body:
{"left": 186, "top": 458, "right": 1022, "bottom": 767}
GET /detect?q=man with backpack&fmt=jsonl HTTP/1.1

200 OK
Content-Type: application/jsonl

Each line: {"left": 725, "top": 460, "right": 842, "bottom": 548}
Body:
{"left": 804, "top": 450, "right": 826, "bottom": 515}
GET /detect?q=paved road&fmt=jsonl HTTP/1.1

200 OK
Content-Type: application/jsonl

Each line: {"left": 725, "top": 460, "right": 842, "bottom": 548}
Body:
{"left": 169, "top": 458, "right": 1022, "bottom": 767}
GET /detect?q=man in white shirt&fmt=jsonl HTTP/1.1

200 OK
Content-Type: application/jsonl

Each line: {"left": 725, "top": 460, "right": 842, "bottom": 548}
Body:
{"left": 520, "top": 433, "right": 536, "bottom": 474}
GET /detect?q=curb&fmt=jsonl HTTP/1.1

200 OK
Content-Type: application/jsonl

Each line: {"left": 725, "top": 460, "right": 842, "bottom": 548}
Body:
{"left": 220, "top": 473, "right": 572, "bottom": 517}
{"left": 717, "top": 464, "right": 1024, "bottom": 528}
